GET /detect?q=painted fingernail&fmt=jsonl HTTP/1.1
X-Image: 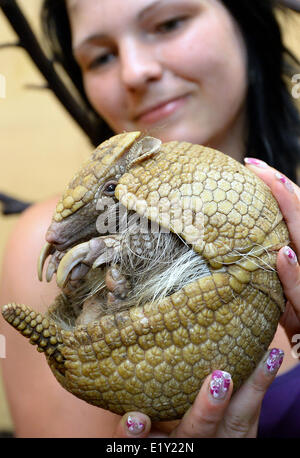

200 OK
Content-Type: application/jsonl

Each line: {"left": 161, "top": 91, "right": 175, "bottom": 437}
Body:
{"left": 274, "top": 172, "right": 294, "bottom": 193}
{"left": 283, "top": 246, "right": 298, "bottom": 265}
{"left": 244, "top": 158, "right": 268, "bottom": 168}
{"left": 126, "top": 415, "right": 145, "bottom": 435}
{"left": 209, "top": 370, "right": 231, "bottom": 400}
{"left": 264, "top": 348, "right": 284, "bottom": 375}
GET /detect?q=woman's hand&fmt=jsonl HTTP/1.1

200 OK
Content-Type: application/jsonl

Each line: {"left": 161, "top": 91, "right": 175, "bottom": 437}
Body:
{"left": 112, "top": 348, "right": 283, "bottom": 438}
{"left": 244, "top": 158, "right": 300, "bottom": 344}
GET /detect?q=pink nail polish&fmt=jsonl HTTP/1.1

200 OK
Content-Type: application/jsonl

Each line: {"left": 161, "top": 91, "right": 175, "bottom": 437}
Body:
{"left": 274, "top": 172, "right": 294, "bottom": 193}
{"left": 283, "top": 246, "right": 298, "bottom": 265}
{"left": 244, "top": 158, "right": 268, "bottom": 168}
{"left": 265, "top": 348, "right": 284, "bottom": 375}
{"left": 209, "top": 370, "right": 231, "bottom": 400}
{"left": 126, "top": 416, "right": 145, "bottom": 435}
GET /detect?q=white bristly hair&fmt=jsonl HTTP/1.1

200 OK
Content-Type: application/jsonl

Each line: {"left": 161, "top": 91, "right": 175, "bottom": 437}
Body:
{"left": 52, "top": 201, "right": 282, "bottom": 329}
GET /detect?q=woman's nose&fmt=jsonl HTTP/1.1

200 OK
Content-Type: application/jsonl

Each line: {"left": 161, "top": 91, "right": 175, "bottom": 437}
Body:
{"left": 119, "top": 39, "right": 163, "bottom": 91}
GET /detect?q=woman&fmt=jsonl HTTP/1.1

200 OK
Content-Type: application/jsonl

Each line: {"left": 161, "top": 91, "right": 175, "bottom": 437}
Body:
{"left": 0, "top": 0, "right": 300, "bottom": 437}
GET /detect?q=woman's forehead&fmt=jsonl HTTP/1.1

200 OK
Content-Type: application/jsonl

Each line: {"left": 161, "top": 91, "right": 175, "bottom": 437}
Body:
{"left": 66, "top": 0, "right": 155, "bottom": 27}
{"left": 67, "top": 0, "right": 159, "bottom": 14}
{"left": 66, "top": 0, "right": 200, "bottom": 46}
{"left": 66, "top": 0, "right": 205, "bottom": 18}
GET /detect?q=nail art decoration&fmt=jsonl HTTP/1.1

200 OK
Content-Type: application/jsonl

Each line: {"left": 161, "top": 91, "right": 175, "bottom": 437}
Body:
{"left": 210, "top": 370, "right": 231, "bottom": 400}
{"left": 283, "top": 246, "right": 298, "bottom": 265}
{"left": 274, "top": 172, "right": 294, "bottom": 193}
{"left": 265, "top": 348, "right": 284, "bottom": 375}
{"left": 244, "top": 158, "right": 268, "bottom": 168}
{"left": 126, "top": 416, "right": 145, "bottom": 434}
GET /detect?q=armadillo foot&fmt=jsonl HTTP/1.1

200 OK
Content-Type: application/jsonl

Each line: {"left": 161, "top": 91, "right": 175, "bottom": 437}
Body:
{"left": 105, "top": 264, "right": 131, "bottom": 300}
{"left": 75, "top": 264, "right": 130, "bottom": 325}
{"left": 55, "top": 235, "right": 121, "bottom": 289}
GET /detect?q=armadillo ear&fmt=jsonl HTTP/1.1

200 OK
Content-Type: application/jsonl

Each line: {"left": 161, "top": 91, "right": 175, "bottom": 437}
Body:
{"left": 126, "top": 136, "right": 162, "bottom": 169}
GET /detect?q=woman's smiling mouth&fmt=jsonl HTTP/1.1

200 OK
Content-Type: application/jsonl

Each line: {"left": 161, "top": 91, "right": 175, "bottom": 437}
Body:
{"left": 135, "top": 95, "right": 189, "bottom": 125}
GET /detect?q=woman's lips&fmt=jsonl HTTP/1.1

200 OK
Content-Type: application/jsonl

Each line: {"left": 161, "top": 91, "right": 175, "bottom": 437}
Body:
{"left": 136, "top": 95, "right": 188, "bottom": 125}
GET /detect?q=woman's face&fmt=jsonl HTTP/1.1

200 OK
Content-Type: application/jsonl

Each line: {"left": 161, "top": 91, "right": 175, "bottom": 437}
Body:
{"left": 67, "top": 0, "right": 248, "bottom": 158}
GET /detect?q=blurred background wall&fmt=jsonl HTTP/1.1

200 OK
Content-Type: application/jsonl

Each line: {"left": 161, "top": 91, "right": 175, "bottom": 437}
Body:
{"left": 0, "top": 1, "right": 299, "bottom": 434}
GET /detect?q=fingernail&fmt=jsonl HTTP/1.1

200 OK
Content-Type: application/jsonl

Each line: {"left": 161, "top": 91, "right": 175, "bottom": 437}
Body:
{"left": 209, "top": 370, "right": 231, "bottom": 400}
{"left": 264, "top": 348, "right": 284, "bottom": 375}
{"left": 244, "top": 158, "right": 268, "bottom": 168}
{"left": 274, "top": 172, "right": 294, "bottom": 193}
{"left": 125, "top": 415, "right": 145, "bottom": 435}
{"left": 283, "top": 246, "right": 298, "bottom": 265}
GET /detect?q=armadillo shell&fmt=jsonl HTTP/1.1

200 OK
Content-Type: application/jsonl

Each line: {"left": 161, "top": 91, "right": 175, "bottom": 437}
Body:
{"left": 2, "top": 136, "right": 289, "bottom": 421}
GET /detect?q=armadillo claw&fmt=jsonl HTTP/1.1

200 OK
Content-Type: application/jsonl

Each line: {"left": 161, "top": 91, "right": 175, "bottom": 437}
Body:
{"left": 37, "top": 242, "right": 55, "bottom": 281}
{"left": 45, "top": 250, "right": 66, "bottom": 283}
{"left": 46, "top": 261, "right": 57, "bottom": 283}
{"left": 56, "top": 241, "right": 90, "bottom": 288}
{"left": 92, "top": 248, "right": 116, "bottom": 268}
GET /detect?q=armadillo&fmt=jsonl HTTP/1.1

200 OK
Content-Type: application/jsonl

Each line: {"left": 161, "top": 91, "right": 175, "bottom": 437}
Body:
{"left": 2, "top": 131, "right": 289, "bottom": 421}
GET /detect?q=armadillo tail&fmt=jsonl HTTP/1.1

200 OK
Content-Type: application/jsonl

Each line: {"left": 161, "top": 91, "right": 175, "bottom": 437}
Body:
{"left": 2, "top": 303, "right": 65, "bottom": 364}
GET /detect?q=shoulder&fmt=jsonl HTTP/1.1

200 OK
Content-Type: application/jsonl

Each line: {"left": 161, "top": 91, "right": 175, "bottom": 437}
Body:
{"left": 0, "top": 196, "right": 60, "bottom": 312}
{"left": 6, "top": 195, "right": 59, "bottom": 249}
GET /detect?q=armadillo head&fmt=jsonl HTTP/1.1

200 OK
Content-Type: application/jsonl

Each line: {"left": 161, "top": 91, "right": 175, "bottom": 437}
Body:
{"left": 47, "top": 132, "right": 142, "bottom": 250}
{"left": 38, "top": 132, "right": 162, "bottom": 281}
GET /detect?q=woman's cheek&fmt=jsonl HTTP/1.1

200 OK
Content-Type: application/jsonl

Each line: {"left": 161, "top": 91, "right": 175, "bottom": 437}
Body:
{"left": 84, "top": 73, "right": 118, "bottom": 124}
{"left": 84, "top": 74, "right": 101, "bottom": 110}
{"left": 171, "top": 9, "right": 247, "bottom": 99}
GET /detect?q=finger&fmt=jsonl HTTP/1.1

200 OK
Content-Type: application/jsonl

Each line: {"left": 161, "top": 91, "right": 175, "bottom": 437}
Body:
{"left": 279, "top": 300, "right": 300, "bottom": 343}
{"left": 244, "top": 160, "right": 300, "bottom": 338}
{"left": 244, "top": 159, "right": 300, "bottom": 252}
{"left": 220, "top": 348, "right": 284, "bottom": 438}
{"left": 277, "top": 245, "right": 300, "bottom": 338}
{"left": 170, "top": 370, "right": 233, "bottom": 438}
{"left": 244, "top": 158, "right": 300, "bottom": 200}
{"left": 277, "top": 246, "right": 300, "bottom": 306}
{"left": 112, "top": 412, "right": 151, "bottom": 438}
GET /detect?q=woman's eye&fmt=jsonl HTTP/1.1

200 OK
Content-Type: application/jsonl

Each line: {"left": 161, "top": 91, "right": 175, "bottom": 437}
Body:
{"left": 155, "top": 17, "right": 187, "bottom": 34}
{"left": 88, "top": 52, "right": 115, "bottom": 70}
